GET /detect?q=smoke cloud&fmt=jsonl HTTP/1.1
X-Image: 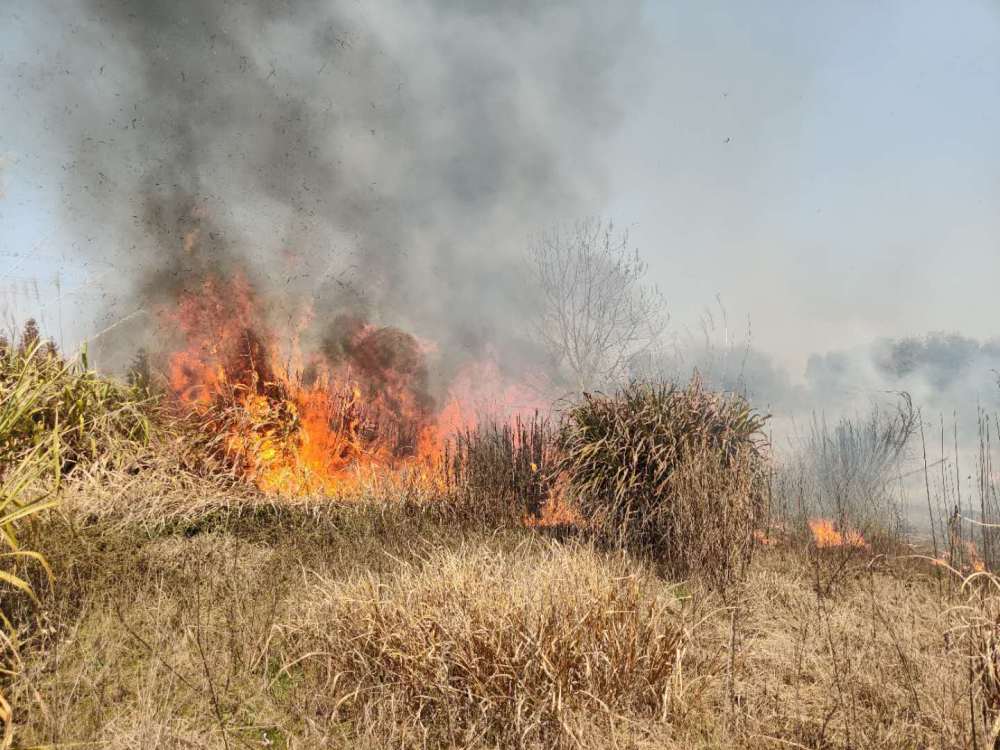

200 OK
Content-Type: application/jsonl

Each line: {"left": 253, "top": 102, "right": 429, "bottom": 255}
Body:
{"left": 803, "top": 333, "right": 1000, "bottom": 433}
{"left": 653, "top": 323, "right": 1000, "bottom": 455}
{"left": 10, "top": 0, "right": 644, "bottom": 378}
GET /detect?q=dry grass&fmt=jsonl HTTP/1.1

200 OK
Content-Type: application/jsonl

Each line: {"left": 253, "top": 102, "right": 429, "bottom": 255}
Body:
{"left": 771, "top": 397, "right": 918, "bottom": 550}
{"left": 947, "top": 567, "right": 1000, "bottom": 747}
{"left": 281, "top": 542, "right": 692, "bottom": 747}
{"left": 3, "top": 330, "right": 997, "bottom": 748}
{"left": 4, "top": 495, "right": 988, "bottom": 750}
{"left": 723, "top": 553, "right": 972, "bottom": 748}
{"left": 0, "top": 331, "right": 153, "bottom": 746}
{"left": 557, "top": 377, "right": 769, "bottom": 588}
{"left": 444, "top": 413, "right": 556, "bottom": 524}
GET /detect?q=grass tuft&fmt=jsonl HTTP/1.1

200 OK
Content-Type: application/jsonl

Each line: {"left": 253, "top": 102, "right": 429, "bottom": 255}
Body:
{"left": 556, "top": 376, "right": 769, "bottom": 588}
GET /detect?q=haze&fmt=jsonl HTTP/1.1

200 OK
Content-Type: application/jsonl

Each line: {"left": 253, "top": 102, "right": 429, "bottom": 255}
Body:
{"left": 2, "top": 0, "right": 999, "bottom": 416}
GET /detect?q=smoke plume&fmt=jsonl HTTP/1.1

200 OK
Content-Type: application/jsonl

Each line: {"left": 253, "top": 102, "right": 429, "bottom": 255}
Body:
{"left": 14, "top": 0, "right": 645, "bottom": 380}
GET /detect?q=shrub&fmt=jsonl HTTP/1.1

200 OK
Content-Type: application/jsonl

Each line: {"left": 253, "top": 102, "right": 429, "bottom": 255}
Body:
{"left": 0, "top": 338, "right": 153, "bottom": 473}
{"left": 556, "top": 376, "right": 769, "bottom": 587}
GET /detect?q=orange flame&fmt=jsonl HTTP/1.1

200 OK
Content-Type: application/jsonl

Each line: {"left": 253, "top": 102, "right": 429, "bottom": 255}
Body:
{"left": 753, "top": 529, "right": 778, "bottom": 546}
{"left": 967, "top": 541, "right": 987, "bottom": 573}
{"left": 524, "top": 489, "right": 583, "bottom": 528}
{"left": 931, "top": 542, "right": 987, "bottom": 574}
{"left": 155, "top": 269, "right": 547, "bottom": 497}
{"left": 808, "top": 519, "right": 867, "bottom": 549}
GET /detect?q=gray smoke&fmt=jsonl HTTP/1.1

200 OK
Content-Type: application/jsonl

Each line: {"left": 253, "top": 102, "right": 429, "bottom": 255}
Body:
{"left": 649, "top": 323, "right": 1000, "bottom": 451}
{"left": 804, "top": 332, "right": 1000, "bottom": 434}
{"left": 9, "top": 0, "right": 644, "bottom": 378}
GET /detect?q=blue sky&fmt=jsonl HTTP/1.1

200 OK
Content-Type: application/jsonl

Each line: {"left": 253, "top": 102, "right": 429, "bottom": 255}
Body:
{"left": 3, "top": 0, "right": 1000, "bottom": 373}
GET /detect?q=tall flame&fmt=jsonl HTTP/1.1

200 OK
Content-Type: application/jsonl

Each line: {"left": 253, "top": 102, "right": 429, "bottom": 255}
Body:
{"left": 155, "top": 270, "right": 544, "bottom": 496}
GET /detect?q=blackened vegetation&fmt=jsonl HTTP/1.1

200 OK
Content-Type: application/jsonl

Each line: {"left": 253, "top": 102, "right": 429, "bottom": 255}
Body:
{"left": 322, "top": 314, "right": 435, "bottom": 455}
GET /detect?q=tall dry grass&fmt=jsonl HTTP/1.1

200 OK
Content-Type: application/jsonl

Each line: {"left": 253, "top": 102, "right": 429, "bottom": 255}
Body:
{"left": 283, "top": 542, "right": 690, "bottom": 747}
{"left": 1, "top": 333, "right": 152, "bottom": 472}
{"left": 7, "top": 503, "right": 986, "bottom": 750}
{"left": 7, "top": 323, "right": 1000, "bottom": 749}
{"left": 556, "top": 377, "right": 769, "bottom": 588}
{"left": 0, "top": 340, "right": 65, "bottom": 746}
{"left": 772, "top": 396, "right": 916, "bottom": 549}
{"left": 444, "top": 413, "right": 556, "bottom": 524}
{"left": 0, "top": 326, "right": 160, "bottom": 745}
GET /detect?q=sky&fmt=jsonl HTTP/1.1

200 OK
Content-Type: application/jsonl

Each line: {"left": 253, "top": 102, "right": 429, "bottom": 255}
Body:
{"left": 2, "top": 0, "right": 999, "bottom": 379}
{"left": 607, "top": 0, "right": 1000, "bottom": 374}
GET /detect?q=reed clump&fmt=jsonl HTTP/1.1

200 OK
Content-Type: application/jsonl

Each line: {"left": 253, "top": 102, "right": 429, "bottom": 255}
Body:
{"left": 0, "top": 323, "right": 163, "bottom": 744}
{"left": 444, "top": 413, "right": 556, "bottom": 523}
{"left": 1, "top": 331, "right": 153, "bottom": 474}
{"left": 556, "top": 376, "right": 769, "bottom": 587}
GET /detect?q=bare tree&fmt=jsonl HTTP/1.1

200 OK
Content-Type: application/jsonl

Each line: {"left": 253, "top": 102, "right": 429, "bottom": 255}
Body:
{"left": 528, "top": 219, "right": 667, "bottom": 392}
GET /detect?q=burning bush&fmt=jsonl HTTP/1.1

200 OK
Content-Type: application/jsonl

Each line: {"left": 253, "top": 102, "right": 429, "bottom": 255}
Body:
{"left": 148, "top": 270, "right": 553, "bottom": 498}
{"left": 556, "top": 377, "right": 769, "bottom": 587}
{"left": 151, "top": 274, "right": 448, "bottom": 496}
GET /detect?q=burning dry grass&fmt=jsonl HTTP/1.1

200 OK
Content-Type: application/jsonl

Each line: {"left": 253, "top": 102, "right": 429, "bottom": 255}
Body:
{"left": 807, "top": 518, "right": 868, "bottom": 549}
{"left": 151, "top": 272, "right": 525, "bottom": 499}
{"left": 7, "top": 322, "right": 1000, "bottom": 748}
{"left": 444, "top": 413, "right": 557, "bottom": 525}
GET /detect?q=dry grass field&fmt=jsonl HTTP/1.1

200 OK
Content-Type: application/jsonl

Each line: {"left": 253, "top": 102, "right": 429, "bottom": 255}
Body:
{"left": 3, "top": 479, "right": 991, "bottom": 750}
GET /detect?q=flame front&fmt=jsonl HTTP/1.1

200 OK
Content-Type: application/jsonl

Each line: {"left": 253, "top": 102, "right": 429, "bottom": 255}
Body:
{"left": 156, "top": 271, "right": 543, "bottom": 496}
{"left": 159, "top": 274, "right": 378, "bottom": 494}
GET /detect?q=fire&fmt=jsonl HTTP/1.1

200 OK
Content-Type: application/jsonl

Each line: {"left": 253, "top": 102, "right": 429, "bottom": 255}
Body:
{"left": 966, "top": 541, "right": 987, "bottom": 573}
{"left": 159, "top": 274, "right": 384, "bottom": 494}
{"left": 753, "top": 529, "right": 778, "bottom": 546}
{"left": 752, "top": 521, "right": 786, "bottom": 547}
{"left": 155, "top": 270, "right": 543, "bottom": 497}
{"left": 524, "top": 488, "right": 583, "bottom": 528}
{"left": 808, "top": 519, "right": 867, "bottom": 549}
{"left": 934, "top": 541, "right": 988, "bottom": 574}
{"left": 522, "top": 482, "right": 587, "bottom": 528}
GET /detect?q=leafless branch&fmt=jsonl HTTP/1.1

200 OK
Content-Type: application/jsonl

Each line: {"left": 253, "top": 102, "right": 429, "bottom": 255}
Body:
{"left": 527, "top": 219, "right": 667, "bottom": 391}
